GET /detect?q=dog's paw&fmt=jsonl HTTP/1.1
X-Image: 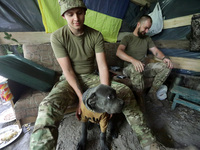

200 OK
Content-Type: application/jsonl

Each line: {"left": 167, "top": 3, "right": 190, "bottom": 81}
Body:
{"left": 107, "top": 127, "right": 118, "bottom": 140}
{"left": 110, "top": 130, "right": 118, "bottom": 139}
{"left": 100, "top": 137, "right": 109, "bottom": 150}
{"left": 77, "top": 141, "right": 86, "bottom": 150}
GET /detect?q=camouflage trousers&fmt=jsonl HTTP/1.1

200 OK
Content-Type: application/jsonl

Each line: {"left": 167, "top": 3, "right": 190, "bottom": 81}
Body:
{"left": 123, "top": 62, "right": 171, "bottom": 93}
{"left": 30, "top": 74, "right": 155, "bottom": 150}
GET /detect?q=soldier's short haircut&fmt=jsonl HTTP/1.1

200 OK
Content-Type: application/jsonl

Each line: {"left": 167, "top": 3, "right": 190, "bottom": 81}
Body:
{"left": 138, "top": 15, "right": 152, "bottom": 24}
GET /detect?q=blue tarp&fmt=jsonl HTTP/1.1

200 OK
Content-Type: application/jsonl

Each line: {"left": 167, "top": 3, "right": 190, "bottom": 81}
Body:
{"left": 83, "top": 0, "right": 129, "bottom": 19}
{"left": 160, "top": 48, "right": 200, "bottom": 59}
{"left": 152, "top": 26, "right": 191, "bottom": 40}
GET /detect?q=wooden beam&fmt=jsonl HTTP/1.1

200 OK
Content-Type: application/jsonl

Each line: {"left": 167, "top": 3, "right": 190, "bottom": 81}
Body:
{"left": 155, "top": 56, "right": 200, "bottom": 72}
{"left": 130, "top": 0, "right": 150, "bottom": 6}
{"left": 163, "top": 14, "right": 199, "bottom": 29}
{"left": 0, "top": 32, "right": 51, "bottom": 45}
{"left": 154, "top": 40, "right": 190, "bottom": 50}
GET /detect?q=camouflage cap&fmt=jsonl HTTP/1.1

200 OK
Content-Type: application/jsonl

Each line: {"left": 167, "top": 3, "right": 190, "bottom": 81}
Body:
{"left": 58, "top": 0, "right": 87, "bottom": 16}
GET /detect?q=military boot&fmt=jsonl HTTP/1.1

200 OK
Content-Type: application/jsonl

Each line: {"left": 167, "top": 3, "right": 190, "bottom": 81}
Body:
{"left": 147, "top": 92, "right": 163, "bottom": 107}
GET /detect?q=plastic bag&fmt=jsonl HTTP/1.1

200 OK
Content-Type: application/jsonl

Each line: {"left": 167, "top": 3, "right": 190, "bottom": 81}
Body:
{"left": 156, "top": 85, "right": 168, "bottom": 100}
{"left": 147, "top": 2, "right": 163, "bottom": 36}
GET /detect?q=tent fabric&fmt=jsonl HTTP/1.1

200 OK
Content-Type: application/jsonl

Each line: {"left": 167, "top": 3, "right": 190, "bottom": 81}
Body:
{"left": 119, "top": 2, "right": 141, "bottom": 32}
{"left": 172, "top": 69, "right": 200, "bottom": 76}
{"left": 152, "top": 26, "right": 191, "bottom": 40}
{"left": 0, "top": 0, "right": 44, "bottom": 32}
{"left": 149, "top": 0, "right": 200, "bottom": 40}
{"left": 128, "top": 4, "right": 150, "bottom": 31}
{"left": 83, "top": 0, "right": 129, "bottom": 19}
{"left": 157, "top": 0, "right": 200, "bottom": 20}
{"left": 160, "top": 48, "right": 200, "bottom": 59}
{"left": 37, "top": 0, "right": 125, "bottom": 43}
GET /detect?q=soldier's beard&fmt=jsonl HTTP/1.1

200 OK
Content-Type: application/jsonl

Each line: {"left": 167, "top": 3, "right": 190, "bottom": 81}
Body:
{"left": 137, "top": 28, "right": 146, "bottom": 39}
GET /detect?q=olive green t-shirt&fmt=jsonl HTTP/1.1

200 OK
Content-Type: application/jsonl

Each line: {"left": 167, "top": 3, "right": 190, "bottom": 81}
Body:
{"left": 50, "top": 25, "right": 104, "bottom": 74}
{"left": 120, "top": 34, "right": 155, "bottom": 67}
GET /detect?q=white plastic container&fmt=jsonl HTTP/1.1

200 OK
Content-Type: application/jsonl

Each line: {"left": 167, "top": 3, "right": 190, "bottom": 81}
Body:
{"left": 157, "top": 85, "right": 168, "bottom": 100}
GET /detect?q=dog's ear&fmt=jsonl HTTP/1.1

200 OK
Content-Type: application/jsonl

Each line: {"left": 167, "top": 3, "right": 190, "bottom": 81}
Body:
{"left": 86, "top": 93, "right": 96, "bottom": 110}
{"left": 82, "top": 87, "right": 97, "bottom": 111}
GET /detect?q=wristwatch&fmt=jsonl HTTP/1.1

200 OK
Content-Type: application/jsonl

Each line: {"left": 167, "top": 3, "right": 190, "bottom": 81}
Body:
{"left": 162, "top": 56, "right": 170, "bottom": 60}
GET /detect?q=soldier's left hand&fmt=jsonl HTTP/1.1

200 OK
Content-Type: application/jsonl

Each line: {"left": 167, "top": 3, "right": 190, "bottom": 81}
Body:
{"left": 163, "top": 58, "right": 173, "bottom": 69}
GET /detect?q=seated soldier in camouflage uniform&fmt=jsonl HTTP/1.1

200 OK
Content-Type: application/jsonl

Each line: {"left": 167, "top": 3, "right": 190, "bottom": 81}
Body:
{"left": 30, "top": 1, "right": 163, "bottom": 150}
{"left": 116, "top": 15, "right": 173, "bottom": 109}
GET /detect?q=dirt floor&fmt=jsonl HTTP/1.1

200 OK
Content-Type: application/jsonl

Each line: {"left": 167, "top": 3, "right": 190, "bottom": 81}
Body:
{"left": 145, "top": 99, "right": 200, "bottom": 149}
{"left": 1, "top": 92, "right": 200, "bottom": 150}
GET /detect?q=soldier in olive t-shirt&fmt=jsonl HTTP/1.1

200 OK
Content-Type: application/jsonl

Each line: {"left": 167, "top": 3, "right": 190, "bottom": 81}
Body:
{"left": 51, "top": 25, "right": 104, "bottom": 74}
{"left": 120, "top": 33, "right": 155, "bottom": 68}
{"left": 30, "top": 3, "right": 159, "bottom": 150}
{"left": 117, "top": 15, "right": 173, "bottom": 109}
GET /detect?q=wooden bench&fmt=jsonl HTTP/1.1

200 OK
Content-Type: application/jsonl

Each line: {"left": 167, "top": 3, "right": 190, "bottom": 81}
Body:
{"left": 171, "top": 85, "right": 200, "bottom": 111}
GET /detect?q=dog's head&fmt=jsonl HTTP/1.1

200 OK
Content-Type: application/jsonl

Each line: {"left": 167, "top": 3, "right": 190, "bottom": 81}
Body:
{"left": 82, "top": 84, "right": 124, "bottom": 114}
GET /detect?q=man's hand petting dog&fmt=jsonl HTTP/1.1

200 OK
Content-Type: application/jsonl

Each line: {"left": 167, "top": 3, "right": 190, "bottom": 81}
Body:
{"left": 77, "top": 84, "right": 124, "bottom": 150}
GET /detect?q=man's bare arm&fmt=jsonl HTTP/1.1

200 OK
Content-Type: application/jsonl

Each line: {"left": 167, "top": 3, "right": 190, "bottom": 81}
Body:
{"left": 116, "top": 44, "right": 145, "bottom": 72}
{"left": 149, "top": 46, "right": 173, "bottom": 69}
{"left": 96, "top": 52, "right": 110, "bottom": 86}
{"left": 57, "top": 56, "right": 83, "bottom": 120}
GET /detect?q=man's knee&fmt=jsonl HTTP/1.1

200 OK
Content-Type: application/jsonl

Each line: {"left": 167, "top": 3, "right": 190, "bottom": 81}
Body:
{"left": 111, "top": 81, "right": 134, "bottom": 99}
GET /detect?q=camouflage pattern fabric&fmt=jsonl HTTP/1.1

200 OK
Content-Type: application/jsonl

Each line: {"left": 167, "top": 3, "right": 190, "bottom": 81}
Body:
{"left": 30, "top": 74, "right": 155, "bottom": 150}
{"left": 123, "top": 62, "right": 171, "bottom": 93}
{"left": 58, "top": 0, "right": 87, "bottom": 16}
{"left": 190, "top": 14, "right": 200, "bottom": 52}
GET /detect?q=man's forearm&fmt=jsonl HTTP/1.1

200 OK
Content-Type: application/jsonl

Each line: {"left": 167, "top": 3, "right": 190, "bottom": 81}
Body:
{"left": 116, "top": 49, "right": 135, "bottom": 64}
{"left": 96, "top": 52, "right": 110, "bottom": 86}
{"left": 151, "top": 47, "right": 165, "bottom": 60}
{"left": 63, "top": 71, "right": 83, "bottom": 101}
{"left": 99, "top": 68, "right": 110, "bottom": 86}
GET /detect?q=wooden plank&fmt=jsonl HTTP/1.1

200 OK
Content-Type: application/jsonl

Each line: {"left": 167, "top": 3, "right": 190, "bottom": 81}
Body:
{"left": 0, "top": 32, "right": 51, "bottom": 45}
{"left": 173, "top": 98, "right": 200, "bottom": 112}
{"left": 130, "top": 0, "right": 150, "bottom": 6}
{"left": 163, "top": 14, "right": 199, "bottom": 29}
{"left": 154, "top": 40, "right": 190, "bottom": 50}
{"left": 171, "top": 85, "right": 200, "bottom": 103}
{"left": 154, "top": 56, "right": 200, "bottom": 72}
{"left": 170, "top": 57, "right": 200, "bottom": 72}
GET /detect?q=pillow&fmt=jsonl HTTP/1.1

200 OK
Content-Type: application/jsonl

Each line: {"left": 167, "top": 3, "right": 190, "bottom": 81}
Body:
{"left": 0, "top": 54, "right": 56, "bottom": 92}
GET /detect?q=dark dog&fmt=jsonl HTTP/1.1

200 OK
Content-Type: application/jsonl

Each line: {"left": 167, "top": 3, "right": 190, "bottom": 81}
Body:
{"left": 77, "top": 84, "right": 124, "bottom": 150}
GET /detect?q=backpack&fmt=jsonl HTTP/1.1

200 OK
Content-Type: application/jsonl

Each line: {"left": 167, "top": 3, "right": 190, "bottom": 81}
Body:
{"left": 190, "top": 14, "right": 200, "bottom": 52}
